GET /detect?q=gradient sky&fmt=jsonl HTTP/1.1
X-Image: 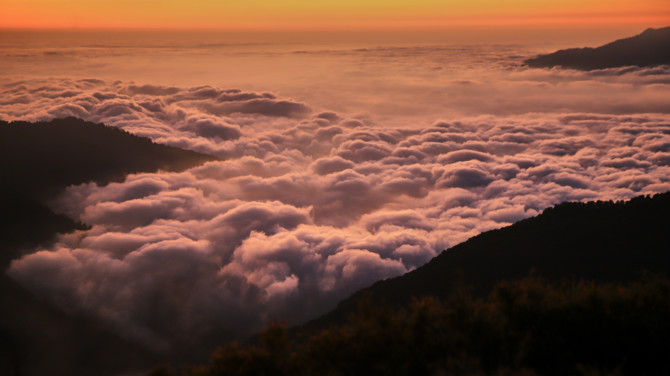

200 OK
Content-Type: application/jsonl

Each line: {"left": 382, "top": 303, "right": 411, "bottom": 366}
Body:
{"left": 2, "top": 0, "right": 669, "bottom": 30}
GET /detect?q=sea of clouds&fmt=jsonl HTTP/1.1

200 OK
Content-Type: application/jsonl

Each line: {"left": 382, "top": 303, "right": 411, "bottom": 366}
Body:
{"left": 2, "top": 56, "right": 670, "bottom": 351}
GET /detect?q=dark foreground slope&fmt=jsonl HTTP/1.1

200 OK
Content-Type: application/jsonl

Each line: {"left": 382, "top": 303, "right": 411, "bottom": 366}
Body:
{"left": 525, "top": 26, "right": 670, "bottom": 70}
{"left": 303, "top": 192, "right": 670, "bottom": 331}
{"left": 177, "top": 192, "right": 670, "bottom": 376}
{"left": 0, "top": 117, "right": 217, "bottom": 376}
{"left": 181, "top": 277, "right": 670, "bottom": 376}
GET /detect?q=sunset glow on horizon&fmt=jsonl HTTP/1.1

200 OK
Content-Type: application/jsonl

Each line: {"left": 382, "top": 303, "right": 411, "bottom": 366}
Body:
{"left": 2, "top": 0, "right": 669, "bottom": 30}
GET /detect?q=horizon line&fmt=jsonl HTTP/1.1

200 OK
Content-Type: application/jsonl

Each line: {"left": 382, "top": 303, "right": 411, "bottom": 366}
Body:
{"left": 2, "top": 24, "right": 668, "bottom": 33}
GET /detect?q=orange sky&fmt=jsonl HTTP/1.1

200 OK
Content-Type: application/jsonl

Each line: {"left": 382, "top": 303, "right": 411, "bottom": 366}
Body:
{"left": 1, "top": 0, "right": 669, "bottom": 30}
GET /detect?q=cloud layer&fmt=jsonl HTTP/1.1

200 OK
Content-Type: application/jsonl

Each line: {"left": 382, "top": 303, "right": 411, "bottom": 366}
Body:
{"left": 3, "top": 74, "right": 670, "bottom": 351}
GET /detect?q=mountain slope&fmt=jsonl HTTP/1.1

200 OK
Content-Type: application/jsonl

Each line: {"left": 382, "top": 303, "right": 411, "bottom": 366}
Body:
{"left": 0, "top": 117, "right": 217, "bottom": 200}
{"left": 301, "top": 192, "right": 670, "bottom": 331}
{"left": 525, "top": 26, "right": 670, "bottom": 70}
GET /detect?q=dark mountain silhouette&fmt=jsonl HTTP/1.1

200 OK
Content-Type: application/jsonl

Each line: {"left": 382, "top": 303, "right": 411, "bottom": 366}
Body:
{"left": 0, "top": 117, "right": 217, "bottom": 376}
{"left": 525, "top": 26, "right": 670, "bottom": 70}
{"left": 0, "top": 117, "right": 216, "bottom": 201}
{"left": 300, "top": 191, "right": 670, "bottom": 331}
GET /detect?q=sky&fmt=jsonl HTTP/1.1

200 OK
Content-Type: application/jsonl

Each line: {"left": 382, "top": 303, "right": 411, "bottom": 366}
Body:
{"left": 1, "top": 0, "right": 669, "bottom": 30}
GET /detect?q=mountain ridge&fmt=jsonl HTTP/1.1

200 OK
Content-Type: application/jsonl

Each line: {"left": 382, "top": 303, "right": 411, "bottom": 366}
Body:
{"left": 525, "top": 26, "right": 670, "bottom": 70}
{"left": 0, "top": 117, "right": 218, "bottom": 200}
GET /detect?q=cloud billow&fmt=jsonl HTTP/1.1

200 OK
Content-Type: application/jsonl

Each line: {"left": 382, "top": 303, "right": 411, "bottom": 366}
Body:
{"left": 3, "top": 78, "right": 670, "bottom": 351}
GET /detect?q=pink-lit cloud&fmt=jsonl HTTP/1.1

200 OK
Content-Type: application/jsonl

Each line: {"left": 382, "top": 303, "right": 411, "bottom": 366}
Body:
{"left": 2, "top": 73, "right": 670, "bottom": 351}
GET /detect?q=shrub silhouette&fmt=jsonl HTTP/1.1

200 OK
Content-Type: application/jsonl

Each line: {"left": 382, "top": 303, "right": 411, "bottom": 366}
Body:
{"left": 185, "top": 320, "right": 290, "bottom": 376}
{"left": 174, "top": 275, "right": 670, "bottom": 376}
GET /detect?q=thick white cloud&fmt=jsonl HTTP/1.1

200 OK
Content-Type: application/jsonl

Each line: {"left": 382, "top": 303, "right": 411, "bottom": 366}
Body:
{"left": 2, "top": 66, "right": 670, "bottom": 352}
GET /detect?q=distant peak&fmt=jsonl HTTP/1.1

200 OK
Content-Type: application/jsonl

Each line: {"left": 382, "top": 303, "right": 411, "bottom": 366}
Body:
{"left": 640, "top": 26, "right": 670, "bottom": 35}
{"left": 524, "top": 26, "right": 670, "bottom": 70}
